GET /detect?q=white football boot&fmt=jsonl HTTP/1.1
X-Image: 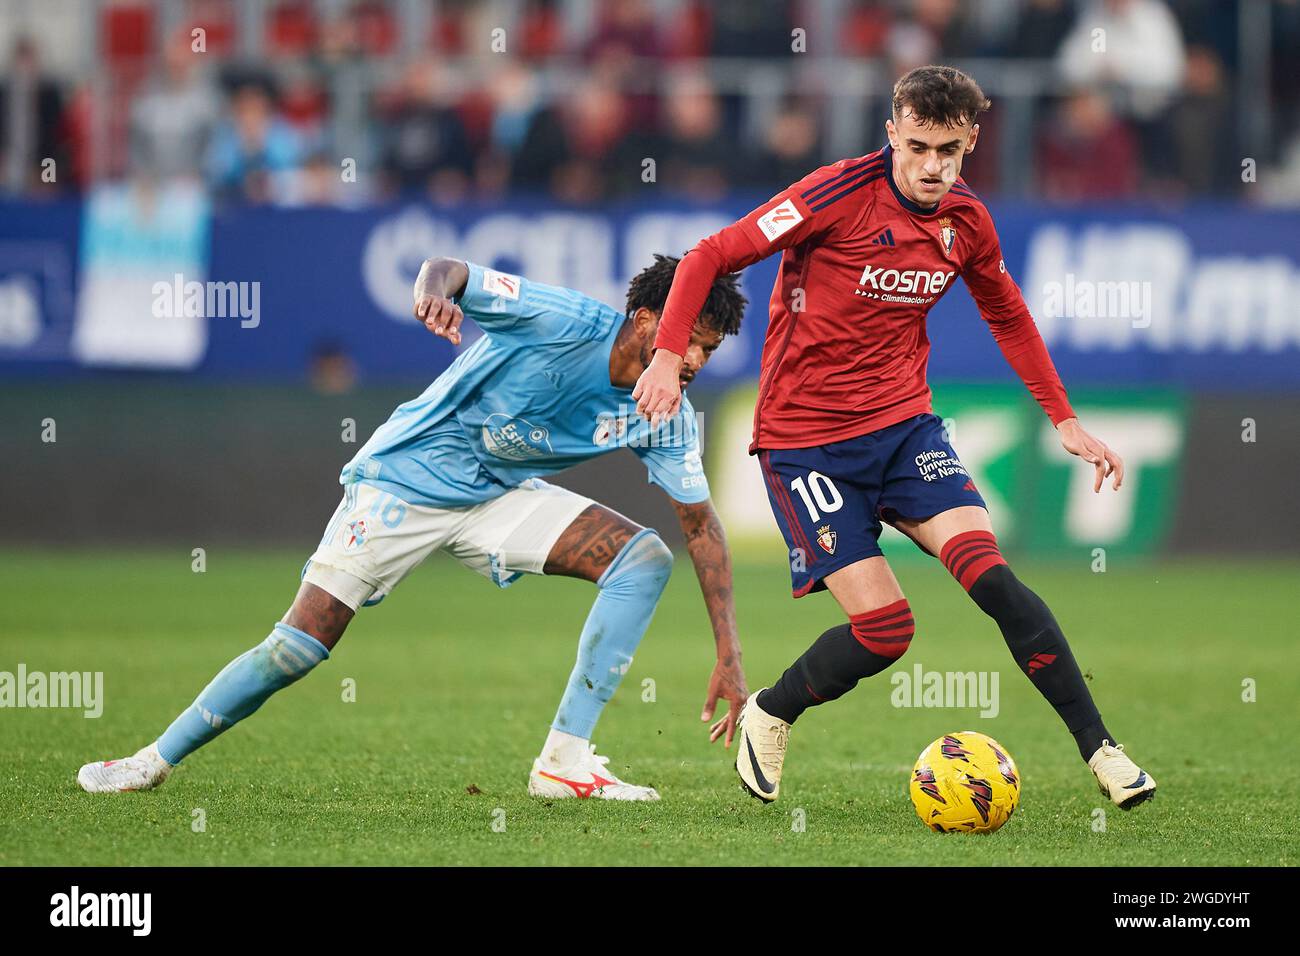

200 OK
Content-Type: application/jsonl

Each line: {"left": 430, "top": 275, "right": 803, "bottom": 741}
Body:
{"left": 735, "top": 691, "right": 789, "bottom": 803}
{"left": 77, "top": 742, "right": 175, "bottom": 793}
{"left": 528, "top": 744, "right": 659, "bottom": 801}
{"left": 1088, "top": 740, "right": 1156, "bottom": 809}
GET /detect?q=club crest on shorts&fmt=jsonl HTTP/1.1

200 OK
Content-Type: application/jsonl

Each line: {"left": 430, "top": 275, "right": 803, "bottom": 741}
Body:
{"left": 937, "top": 217, "right": 957, "bottom": 257}
{"left": 343, "top": 519, "right": 368, "bottom": 552}
{"left": 592, "top": 412, "right": 629, "bottom": 447}
{"left": 816, "top": 525, "right": 837, "bottom": 555}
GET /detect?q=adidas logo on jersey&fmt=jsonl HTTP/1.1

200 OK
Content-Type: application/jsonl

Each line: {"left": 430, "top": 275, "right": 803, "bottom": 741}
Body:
{"left": 870, "top": 228, "right": 896, "bottom": 247}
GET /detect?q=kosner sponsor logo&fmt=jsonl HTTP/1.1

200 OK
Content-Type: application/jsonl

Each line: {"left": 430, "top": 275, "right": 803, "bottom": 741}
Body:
{"left": 857, "top": 263, "right": 955, "bottom": 297}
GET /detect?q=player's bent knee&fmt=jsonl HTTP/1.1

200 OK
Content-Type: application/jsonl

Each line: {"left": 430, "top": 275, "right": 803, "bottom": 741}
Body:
{"left": 849, "top": 598, "right": 915, "bottom": 661}
{"left": 939, "top": 530, "right": 1008, "bottom": 592}
{"left": 599, "top": 528, "right": 673, "bottom": 598}
{"left": 285, "top": 576, "right": 359, "bottom": 650}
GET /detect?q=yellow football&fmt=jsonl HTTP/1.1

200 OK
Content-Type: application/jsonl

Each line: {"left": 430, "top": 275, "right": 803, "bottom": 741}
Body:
{"left": 910, "top": 731, "right": 1021, "bottom": 834}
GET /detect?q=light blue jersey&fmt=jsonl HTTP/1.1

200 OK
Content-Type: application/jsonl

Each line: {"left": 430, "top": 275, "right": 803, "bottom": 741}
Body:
{"left": 341, "top": 261, "right": 710, "bottom": 509}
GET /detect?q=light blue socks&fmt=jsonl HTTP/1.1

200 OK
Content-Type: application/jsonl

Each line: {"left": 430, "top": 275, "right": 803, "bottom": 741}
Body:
{"left": 155, "top": 532, "right": 669, "bottom": 766}
{"left": 157, "top": 623, "right": 329, "bottom": 765}
{"left": 551, "top": 529, "right": 674, "bottom": 739}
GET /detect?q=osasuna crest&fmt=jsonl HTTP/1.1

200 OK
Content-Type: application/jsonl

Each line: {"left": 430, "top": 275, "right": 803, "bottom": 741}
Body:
{"left": 937, "top": 216, "right": 957, "bottom": 257}
{"left": 816, "top": 525, "right": 837, "bottom": 554}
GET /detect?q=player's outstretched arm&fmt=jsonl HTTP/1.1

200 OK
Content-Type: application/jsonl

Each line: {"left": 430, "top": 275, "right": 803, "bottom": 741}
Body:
{"left": 670, "top": 496, "right": 748, "bottom": 748}
{"left": 413, "top": 257, "right": 470, "bottom": 345}
{"left": 636, "top": 165, "right": 842, "bottom": 426}
{"left": 962, "top": 212, "right": 1123, "bottom": 493}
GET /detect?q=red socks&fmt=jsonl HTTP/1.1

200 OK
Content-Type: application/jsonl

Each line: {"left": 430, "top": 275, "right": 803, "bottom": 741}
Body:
{"left": 940, "top": 530, "right": 1008, "bottom": 591}
{"left": 849, "top": 598, "right": 915, "bottom": 659}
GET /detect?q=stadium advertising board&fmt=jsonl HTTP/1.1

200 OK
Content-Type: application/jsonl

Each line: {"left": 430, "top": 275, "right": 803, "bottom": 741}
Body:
{"left": 1, "top": 197, "right": 1297, "bottom": 389}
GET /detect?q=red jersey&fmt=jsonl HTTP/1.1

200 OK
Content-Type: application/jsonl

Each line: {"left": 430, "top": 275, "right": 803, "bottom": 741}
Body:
{"left": 654, "top": 144, "right": 1075, "bottom": 452}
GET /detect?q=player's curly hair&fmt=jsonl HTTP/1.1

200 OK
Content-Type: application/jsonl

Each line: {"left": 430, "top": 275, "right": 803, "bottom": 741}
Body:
{"left": 626, "top": 253, "right": 746, "bottom": 337}
{"left": 892, "top": 65, "right": 990, "bottom": 128}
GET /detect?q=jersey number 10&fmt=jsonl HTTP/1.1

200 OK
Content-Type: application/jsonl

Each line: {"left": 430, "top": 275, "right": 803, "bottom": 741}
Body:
{"left": 790, "top": 472, "right": 844, "bottom": 522}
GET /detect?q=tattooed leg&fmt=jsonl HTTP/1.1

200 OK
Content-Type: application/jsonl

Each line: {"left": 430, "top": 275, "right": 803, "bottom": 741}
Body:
{"left": 543, "top": 503, "right": 640, "bottom": 581}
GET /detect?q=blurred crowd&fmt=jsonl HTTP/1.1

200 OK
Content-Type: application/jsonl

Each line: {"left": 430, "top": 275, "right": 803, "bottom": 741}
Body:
{"left": 3, "top": 0, "right": 1300, "bottom": 206}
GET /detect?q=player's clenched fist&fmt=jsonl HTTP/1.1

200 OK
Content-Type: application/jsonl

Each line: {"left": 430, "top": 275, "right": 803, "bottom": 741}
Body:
{"left": 415, "top": 295, "right": 464, "bottom": 346}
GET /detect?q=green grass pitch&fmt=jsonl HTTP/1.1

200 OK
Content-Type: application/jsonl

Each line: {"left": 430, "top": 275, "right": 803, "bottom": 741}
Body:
{"left": 2, "top": 547, "right": 1296, "bottom": 866}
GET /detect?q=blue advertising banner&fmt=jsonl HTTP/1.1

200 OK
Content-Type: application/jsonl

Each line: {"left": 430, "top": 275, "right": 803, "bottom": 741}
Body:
{"left": 1, "top": 195, "right": 1297, "bottom": 387}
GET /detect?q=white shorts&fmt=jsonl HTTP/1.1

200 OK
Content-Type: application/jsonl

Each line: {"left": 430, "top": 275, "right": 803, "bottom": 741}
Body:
{"left": 302, "top": 478, "right": 595, "bottom": 610}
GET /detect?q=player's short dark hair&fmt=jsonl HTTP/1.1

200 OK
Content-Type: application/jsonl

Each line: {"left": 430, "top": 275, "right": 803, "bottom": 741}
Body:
{"left": 626, "top": 253, "right": 746, "bottom": 337}
{"left": 892, "top": 65, "right": 990, "bottom": 128}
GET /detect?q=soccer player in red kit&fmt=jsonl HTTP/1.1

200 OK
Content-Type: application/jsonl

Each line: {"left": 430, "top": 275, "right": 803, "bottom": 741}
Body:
{"left": 634, "top": 66, "right": 1156, "bottom": 810}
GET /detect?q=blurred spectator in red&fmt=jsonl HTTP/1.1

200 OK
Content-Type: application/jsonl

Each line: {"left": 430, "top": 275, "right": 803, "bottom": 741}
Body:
{"left": 582, "top": 0, "right": 662, "bottom": 135}
{"left": 349, "top": 0, "right": 399, "bottom": 56}
{"left": 1038, "top": 88, "right": 1139, "bottom": 201}
{"left": 377, "top": 60, "right": 474, "bottom": 202}
{"left": 584, "top": 0, "right": 661, "bottom": 58}
{"left": 662, "top": 0, "right": 712, "bottom": 59}
{"left": 841, "top": 1, "right": 894, "bottom": 56}
{"left": 517, "top": 0, "right": 564, "bottom": 59}
{"left": 189, "top": 0, "right": 239, "bottom": 57}
{"left": 129, "top": 31, "right": 221, "bottom": 184}
{"left": 267, "top": 0, "right": 320, "bottom": 57}
{"left": 1057, "top": 0, "right": 1186, "bottom": 121}
{"left": 1, "top": 38, "right": 67, "bottom": 193}
{"left": 208, "top": 80, "right": 303, "bottom": 204}
{"left": 277, "top": 63, "right": 331, "bottom": 152}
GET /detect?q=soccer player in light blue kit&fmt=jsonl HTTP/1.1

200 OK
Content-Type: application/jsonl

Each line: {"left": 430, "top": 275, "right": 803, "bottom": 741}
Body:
{"left": 78, "top": 254, "right": 750, "bottom": 801}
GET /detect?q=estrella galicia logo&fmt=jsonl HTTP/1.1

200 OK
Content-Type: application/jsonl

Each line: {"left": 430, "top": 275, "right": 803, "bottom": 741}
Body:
{"left": 481, "top": 414, "right": 552, "bottom": 461}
